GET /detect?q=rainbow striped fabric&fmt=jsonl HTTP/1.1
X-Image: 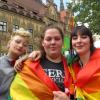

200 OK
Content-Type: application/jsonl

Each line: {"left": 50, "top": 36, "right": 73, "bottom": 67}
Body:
{"left": 68, "top": 48, "right": 100, "bottom": 100}
{"left": 10, "top": 57, "right": 69, "bottom": 100}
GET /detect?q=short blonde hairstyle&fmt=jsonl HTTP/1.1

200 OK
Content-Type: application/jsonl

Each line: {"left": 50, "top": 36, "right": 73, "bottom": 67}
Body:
{"left": 11, "top": 28, "right": 31, "bottom": 42}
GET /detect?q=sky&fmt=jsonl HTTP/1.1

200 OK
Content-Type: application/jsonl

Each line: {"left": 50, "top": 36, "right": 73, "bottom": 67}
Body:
{"left": 54, "top": 0, "right": 69, "bottom": 10}
{"left": 42, "top": 0, "right": 69, "bottom": 11}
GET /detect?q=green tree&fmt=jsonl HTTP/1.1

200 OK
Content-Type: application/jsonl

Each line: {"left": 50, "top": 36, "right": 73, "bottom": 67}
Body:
{"left": 67, "top": 0, "right": 100, "bottom": 34}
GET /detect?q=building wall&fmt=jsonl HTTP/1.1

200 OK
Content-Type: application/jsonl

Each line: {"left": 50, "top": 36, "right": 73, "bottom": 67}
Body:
{"left": 0, "top": 8, "right": 44, "bottom": 53}
{"left": 0, "top": 0, "right": 66, "bottom": 54}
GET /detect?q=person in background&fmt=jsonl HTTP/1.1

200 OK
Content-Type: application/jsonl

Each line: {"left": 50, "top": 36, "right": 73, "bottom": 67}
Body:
{"left": 10, "top": 25, "right": 70, "bottom": 100}
{"left": 0, "top": 28, "right": 40, "bottom": 100}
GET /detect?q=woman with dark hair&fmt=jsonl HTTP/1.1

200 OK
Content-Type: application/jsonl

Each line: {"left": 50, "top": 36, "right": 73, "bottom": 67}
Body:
{"left": 10, "top": 25, "right": 70, "bottom": 100}
{"left": 68, "top": 25, "right": 100, "bottom": 99}
{"left": 70, "top": 25, "right": 95, "bottom": 55}
{"left": 53, "top": 25, "right": 100, "bottom": 99}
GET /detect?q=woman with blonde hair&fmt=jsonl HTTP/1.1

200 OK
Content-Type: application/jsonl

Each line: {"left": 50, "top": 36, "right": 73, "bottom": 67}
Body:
{"left": 0, "top": 28, "right": 40, "bottom": 100}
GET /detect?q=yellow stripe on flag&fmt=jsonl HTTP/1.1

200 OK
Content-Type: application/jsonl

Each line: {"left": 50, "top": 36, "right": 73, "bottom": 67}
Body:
{"left": 10, "top": 74, "right": 39, "bottom": 100}
{"left": 76, "top": 87, "right": 100, "bottom": 100}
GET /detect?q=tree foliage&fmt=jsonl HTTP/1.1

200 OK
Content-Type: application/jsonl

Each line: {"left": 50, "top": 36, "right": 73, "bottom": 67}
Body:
{"left": 67, "top": 0, "right": 100, "bottom": 34}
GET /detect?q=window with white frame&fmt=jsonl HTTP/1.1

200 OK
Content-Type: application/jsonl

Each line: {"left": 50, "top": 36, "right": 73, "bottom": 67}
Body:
{"left": 13, "top": 24, "right": 19, "bottom": 32}
{"left": 0, "top": 21, "right": 7, "bottom": 32}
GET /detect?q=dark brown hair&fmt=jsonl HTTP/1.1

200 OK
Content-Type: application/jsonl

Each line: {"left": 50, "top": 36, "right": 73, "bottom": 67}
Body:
{"left": 70, "top": 25, "right": 95, "bottom": 54}
{"left": 39, "top": 24, "right": 64, "bottom": 57}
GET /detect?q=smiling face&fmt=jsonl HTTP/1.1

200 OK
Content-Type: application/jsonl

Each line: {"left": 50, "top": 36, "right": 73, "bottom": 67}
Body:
{"left": 42, "top": 28, "right": 63, "bottom": 59}
{"left": 70, "top": 26, "right": 95, "bottom": 56}
{"left": 72, "top": 31, "right": 91, "bottom": 56}
{"left": 8, "top": 35, "right": 28, "bottom": 57}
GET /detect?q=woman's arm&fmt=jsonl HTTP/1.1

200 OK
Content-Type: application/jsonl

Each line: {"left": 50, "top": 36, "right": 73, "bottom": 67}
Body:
{"left": 14, "top": 50, "right": 41, "bottom": 72}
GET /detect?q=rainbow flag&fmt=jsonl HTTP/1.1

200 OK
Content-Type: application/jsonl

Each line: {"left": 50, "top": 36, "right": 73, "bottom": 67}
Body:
{"left": 68, "top": 48, "right": 100, "bottom": 100}
{"left": 10, "top": 57, "right": 69, "bottom": 100}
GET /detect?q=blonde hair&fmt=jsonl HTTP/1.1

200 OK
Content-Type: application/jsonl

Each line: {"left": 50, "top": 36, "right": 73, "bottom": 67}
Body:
{"left": 11, "top": 28, "right": 31, "bottom": 42}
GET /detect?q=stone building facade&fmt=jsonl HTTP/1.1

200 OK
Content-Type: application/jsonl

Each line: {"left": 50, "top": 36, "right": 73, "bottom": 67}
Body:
{"left": 0, "top": 0, "right": 71, "bottom": 54}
